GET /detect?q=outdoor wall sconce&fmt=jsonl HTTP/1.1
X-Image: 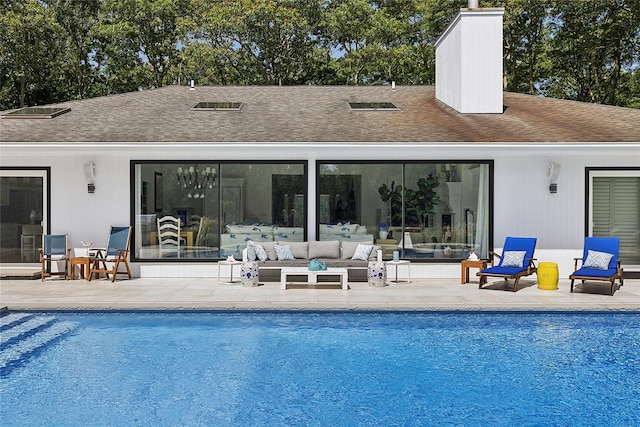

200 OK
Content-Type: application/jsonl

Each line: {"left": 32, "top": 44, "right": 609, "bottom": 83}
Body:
{"left": 84, "top": 162, "right": 95, "bottom": 193}
{"left": 547, "top": 162, "right": 561, "bottom": 193}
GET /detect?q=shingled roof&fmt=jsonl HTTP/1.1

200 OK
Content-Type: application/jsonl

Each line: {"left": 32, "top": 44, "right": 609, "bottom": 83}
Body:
{"left": 1, "top": 85, "right": 639, "bottom": 144}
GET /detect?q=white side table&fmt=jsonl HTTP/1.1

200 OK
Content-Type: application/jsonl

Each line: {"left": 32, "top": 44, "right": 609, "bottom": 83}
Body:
{"left": 384, "top": 260, "right": 411, "bottom": 284}
{"left": 217, "top": 260, "right": 242, "bottom": 284}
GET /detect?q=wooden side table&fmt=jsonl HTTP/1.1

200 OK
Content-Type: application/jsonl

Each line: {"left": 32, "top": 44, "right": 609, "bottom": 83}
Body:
{"left": 461, "top": 259, "right": 487, "bottom": 284}
{"left": 70, "top": 257, "right": 92, "bottom": 281}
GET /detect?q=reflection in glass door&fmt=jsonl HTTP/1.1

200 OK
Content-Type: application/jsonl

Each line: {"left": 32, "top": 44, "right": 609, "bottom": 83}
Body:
{"left": 0, "top": 168, "right": 49, "bottom": 264}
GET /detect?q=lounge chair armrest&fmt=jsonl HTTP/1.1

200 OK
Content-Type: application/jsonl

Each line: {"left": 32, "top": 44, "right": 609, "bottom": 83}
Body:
{"left": 573, "top": 257, "right": 582, "bottom": 270}
{"left": 488, "top": 251, "right": 500, "bottom": 266}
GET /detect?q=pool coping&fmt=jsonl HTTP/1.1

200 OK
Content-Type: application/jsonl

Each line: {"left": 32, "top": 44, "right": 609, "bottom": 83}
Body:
{"left": 1, "top": 277, "right": 638, "bottom": 312}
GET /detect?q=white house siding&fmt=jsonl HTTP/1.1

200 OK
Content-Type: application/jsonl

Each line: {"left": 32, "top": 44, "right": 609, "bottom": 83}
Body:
{"left": 435, "top": 9, "right": 505, "bottom": 114}
{"left": 2, "top": 143, "right": 637, "bottom": 278}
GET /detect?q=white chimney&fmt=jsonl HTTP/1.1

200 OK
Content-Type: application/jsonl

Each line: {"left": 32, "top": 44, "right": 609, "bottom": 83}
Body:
{"left": 435, "top": 6, "right": 504, "bottom": 113}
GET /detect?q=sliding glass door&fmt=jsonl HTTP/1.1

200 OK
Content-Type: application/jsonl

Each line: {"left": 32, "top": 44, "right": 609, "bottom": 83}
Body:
{"left": 317, "top": 161, "right": 492, "bottom": 261}
{"left": 0, "top": 168, "right": 49, "bottom": 263}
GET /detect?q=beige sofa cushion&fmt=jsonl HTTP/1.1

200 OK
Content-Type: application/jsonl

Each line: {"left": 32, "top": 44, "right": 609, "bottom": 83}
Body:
{"left": 261, "top": 241, "right": 278, "bottom": 261}
{"left": 309, "top": 240, "right": 340, "bottom": 259}
{"left": 280, "top": 241, "right": 309, "bottom": 259}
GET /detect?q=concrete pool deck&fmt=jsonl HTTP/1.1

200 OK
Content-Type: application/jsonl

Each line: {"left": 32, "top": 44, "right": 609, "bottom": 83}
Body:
{"left": 1, "top": 276, "right": 638, "bottom": 311}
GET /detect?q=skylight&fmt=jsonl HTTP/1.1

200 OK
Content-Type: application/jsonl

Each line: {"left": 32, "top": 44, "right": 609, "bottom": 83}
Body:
{"left": 1, "top": 107, "right": 71, "bottom": 119}
{"left": 348, "top": 102, "right": 399, "bottom": 111}
{"left": 192, "top": 102, "right": 243, "bottom": 111}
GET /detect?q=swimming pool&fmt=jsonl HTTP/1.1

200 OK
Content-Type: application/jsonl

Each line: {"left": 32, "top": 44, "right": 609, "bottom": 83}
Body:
{"left": 1, "top": 311, "right": 639, "bottom": 426}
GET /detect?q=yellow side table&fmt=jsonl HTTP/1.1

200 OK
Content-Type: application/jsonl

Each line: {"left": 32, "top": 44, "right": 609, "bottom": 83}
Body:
{"left": 537, "top": 262, "right": 559, "bottom": 290}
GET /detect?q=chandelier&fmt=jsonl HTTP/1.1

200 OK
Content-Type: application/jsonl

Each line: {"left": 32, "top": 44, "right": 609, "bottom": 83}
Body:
{"left": 176, "top": 165, "right": 216, "bottom": 198}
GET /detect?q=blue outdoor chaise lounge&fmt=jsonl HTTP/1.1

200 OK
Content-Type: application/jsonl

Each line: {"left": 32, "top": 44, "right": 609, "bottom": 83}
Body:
{"left": 478, "top": 236, "right": 537, "bottom": 292}
{"left": 570, "top": 237, "right": 623, "bottom": 296}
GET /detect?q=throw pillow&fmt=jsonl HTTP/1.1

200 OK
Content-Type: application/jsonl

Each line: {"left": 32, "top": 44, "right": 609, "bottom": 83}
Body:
{"left": 246, "top": 240, "right": 257, "bottom": 261}
{"left": 351, "top": 244, "right": 374, "bottom": 261}
{"left": 583, "top": 250, "right": 613, "bottom": 270}
{"left": 254, "top": 244, "right": 268, "bottom": 261}
{"left": 274, "top": 244, "right": 295, "bottom": 261}
{"left": 501, "top": 251, "right": 526, "bottom": 268}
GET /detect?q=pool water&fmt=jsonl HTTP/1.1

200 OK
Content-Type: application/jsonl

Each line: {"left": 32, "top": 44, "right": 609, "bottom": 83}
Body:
{"left": 1, "top": 311, "right": 639, "bottom": 426}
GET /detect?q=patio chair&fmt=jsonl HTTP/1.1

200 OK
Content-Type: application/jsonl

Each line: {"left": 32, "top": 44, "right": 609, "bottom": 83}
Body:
{"left": 570, "top": 237, "right": 623, "bottom": 296}
{"left": 89, "top": 226, "right": 132, "bottom": 282}
{"left": 478, "top": 237, "right": 537, "bottom": 292}
{"left": 157, "top": 215, "right": 181, "bottom": 257}
{"left": 39, "top": 234, "right": 70, "bottom": 281}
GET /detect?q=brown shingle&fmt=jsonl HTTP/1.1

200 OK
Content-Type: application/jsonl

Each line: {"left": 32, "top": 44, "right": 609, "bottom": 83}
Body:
{"left": 1, "top": 85, "right": 639, "bottom": 143}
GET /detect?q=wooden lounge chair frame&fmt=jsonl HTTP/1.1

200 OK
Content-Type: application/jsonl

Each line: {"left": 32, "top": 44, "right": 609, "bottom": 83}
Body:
{"left": 478, "top": 237, "right": 537, "bottom": 292}
{"left": 570, "top": 237, "right": 623, "bottom": 296}
{"left": 90, "top": 226, "right": 132, "bottom": 282}
{"left": 39, "top": 234, "right": 70, "bottom": 281}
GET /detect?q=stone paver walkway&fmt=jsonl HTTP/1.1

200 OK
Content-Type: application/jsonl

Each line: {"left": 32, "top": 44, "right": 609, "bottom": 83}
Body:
{"left": 1, "top": 277, "right": 638, "bottom": 311}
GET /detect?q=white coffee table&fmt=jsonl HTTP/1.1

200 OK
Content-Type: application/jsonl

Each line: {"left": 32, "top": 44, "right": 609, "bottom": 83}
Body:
{"left": 384, "top": 260, "right": 411, "bottom": 284}
{"left": 217, "top": 260, "right": 243, "bottom": 284}
{"left": 280, "top": 267, "right": 349, "bottom": 290}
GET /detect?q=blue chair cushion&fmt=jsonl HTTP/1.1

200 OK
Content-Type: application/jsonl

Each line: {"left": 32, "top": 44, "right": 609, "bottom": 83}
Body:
{"left": 572, "top": 267, "right": 617, "bottom": 278}
{"left": 482, "top": 266, "right": 527, "bottom": 276}
{"left": 582, "top": 237, "right": 619, "bottom": 270}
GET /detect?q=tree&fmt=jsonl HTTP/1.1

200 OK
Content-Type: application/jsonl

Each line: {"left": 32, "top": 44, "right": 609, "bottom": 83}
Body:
{"left": 321, "top": 0, "right": 434, "bottom": 85}
{"left": 0, "top": 0, "right": 63, "bottom": 108}
{"left": 1, "top": 0, "right": 638, "bottom": 108}
{"left": 192, "top": 0, "right": 325, "bottom": 85}
{"left": 92, "top": 0, "right": 190, "bottom": 91}
{"left": 500, "top": 0, "right": 551, "bottom": 94}
{"left": 544, "top": 0, "right": 640, "bottom": 105}
{"left": 47, "top": 0, "right": 104, "bottom": 100}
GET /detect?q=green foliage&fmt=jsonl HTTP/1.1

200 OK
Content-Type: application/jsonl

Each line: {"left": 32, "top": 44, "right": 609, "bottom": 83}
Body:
{"left": 378, "top": 175, "right": 440, "bottom": 229}
{"left": 1, "top": 0, "right": 639, "bottom": 109}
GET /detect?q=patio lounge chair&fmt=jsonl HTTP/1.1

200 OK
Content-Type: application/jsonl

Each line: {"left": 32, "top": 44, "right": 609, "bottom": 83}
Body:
{"left": 478, "top": 237, "right": 537, "bottom": 292}
{"left": 90, "top": 226, "right": 132, "bottom": 282}
{"left": 40, "top": 234, "right": 70, "bottom": 281}
{"left": 570, "top": 237, "right": 623, "bottom": 296}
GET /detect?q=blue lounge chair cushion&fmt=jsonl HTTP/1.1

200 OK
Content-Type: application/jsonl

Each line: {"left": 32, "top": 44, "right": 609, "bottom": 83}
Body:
{"left": 582, "top": 250, "right": 613, "bottom": 270}
{"left": 572, "top": 267, "right": 618, "bottom": 278}
{"left": 501, "top": 251, "right": 526, "bottom": 267}
{"left": 482, "top": 266, "right": 528, "bottom": 275}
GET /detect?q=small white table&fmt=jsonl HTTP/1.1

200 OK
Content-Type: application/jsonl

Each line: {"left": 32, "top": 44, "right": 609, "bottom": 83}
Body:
{"left": 217, "top": 260, "right": 243, "bottom": 284}
{"left": 384, "top": 260, "right": 411, "bottom": 284}
{"left": 280, "top": 267, "right": 349, "bottom": 290}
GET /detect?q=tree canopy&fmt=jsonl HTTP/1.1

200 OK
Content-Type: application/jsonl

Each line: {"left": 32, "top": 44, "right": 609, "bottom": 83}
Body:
{"left": 1, "top": 0, "right": 639, "bottom": 110}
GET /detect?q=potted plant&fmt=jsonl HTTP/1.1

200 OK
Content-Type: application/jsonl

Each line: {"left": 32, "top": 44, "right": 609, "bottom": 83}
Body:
{"left": 404, "top": 175, "right": 440, "bottom": 231}
{"left": 378, "top": 181, "right": 403, "bottom": 225}
{"left": 378, "top": 175, "right": 440, "bottom": 233}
